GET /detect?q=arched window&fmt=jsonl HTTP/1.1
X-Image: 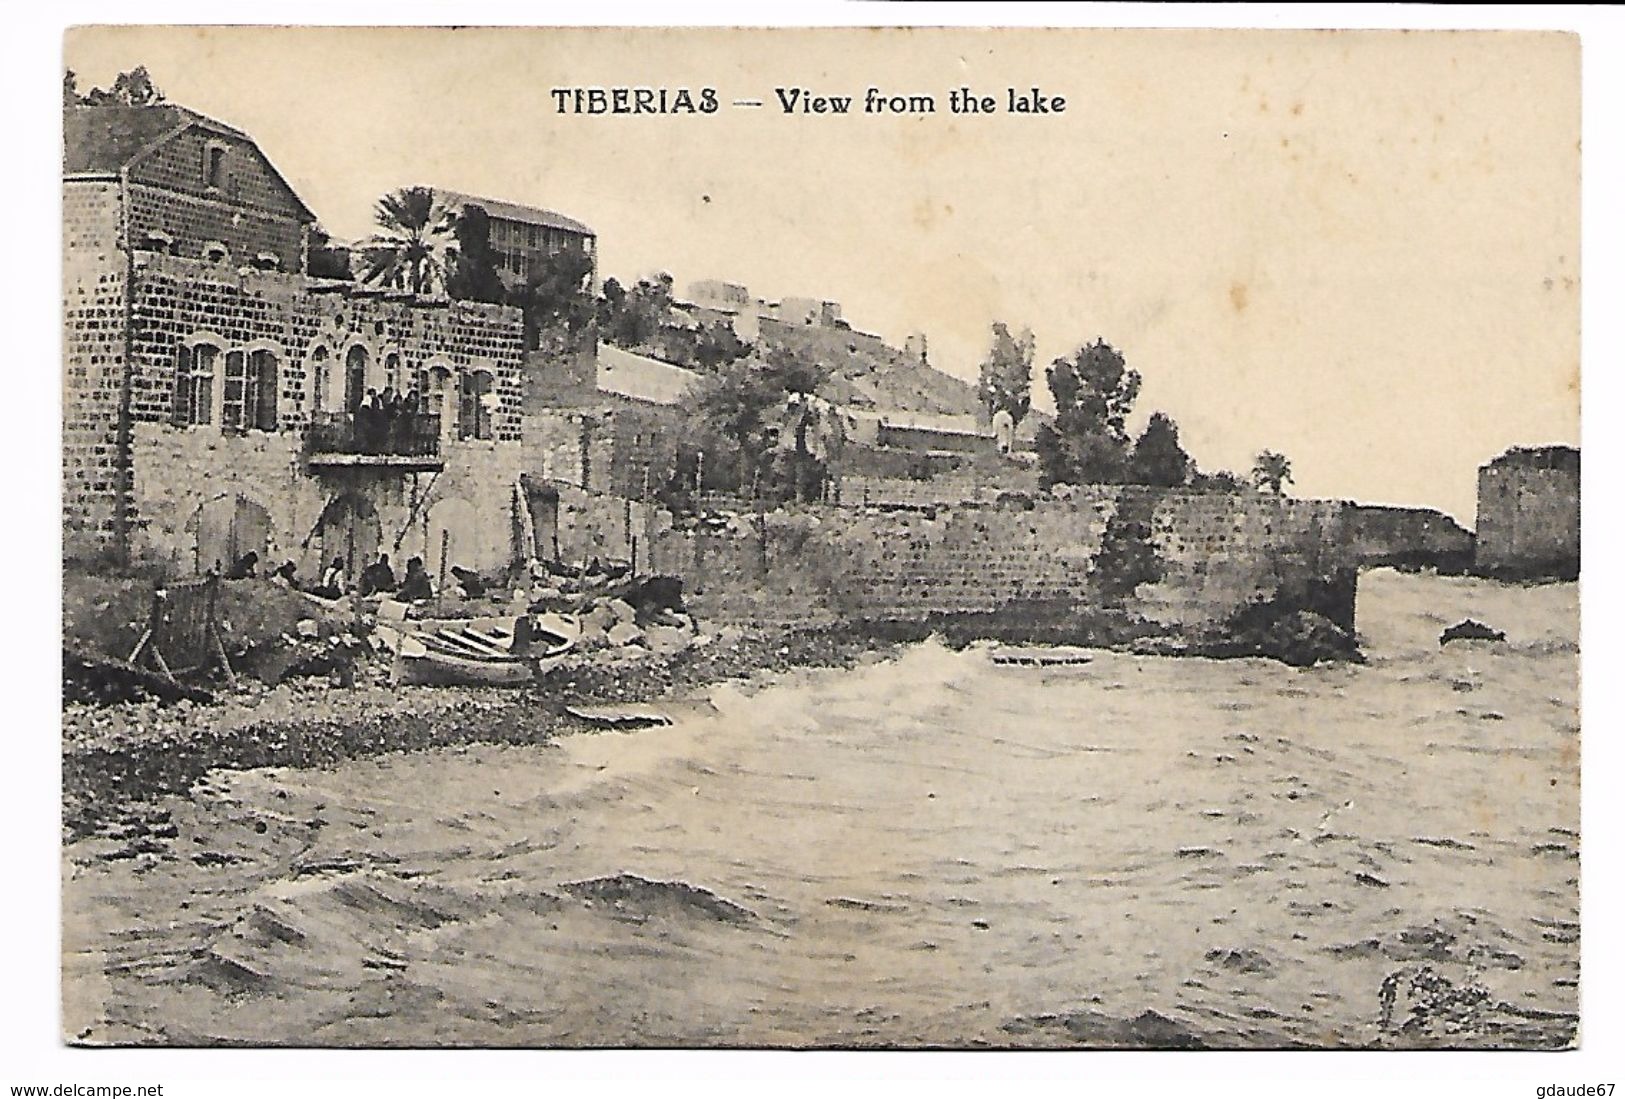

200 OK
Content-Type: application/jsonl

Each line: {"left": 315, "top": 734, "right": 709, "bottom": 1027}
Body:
{"left": 172, "top": 340, "right": 219, "bottom": 426}
{"left": 384, "top": 351, "right": 402, "bottom": 394}
{"left": 459, "top": 369, "right": 495, "bottom": 440}
{"left": 344, "top": 346, "right": 369, "bottom": 412}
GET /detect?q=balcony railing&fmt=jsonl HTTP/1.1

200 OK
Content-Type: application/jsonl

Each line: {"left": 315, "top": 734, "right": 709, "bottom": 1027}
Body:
{"left": 305, "top": 410, "right": 443, "bottom": 468}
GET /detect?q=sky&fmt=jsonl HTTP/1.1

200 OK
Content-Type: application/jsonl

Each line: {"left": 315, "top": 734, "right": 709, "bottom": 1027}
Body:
{"left": 65, "top": 25, "right": 1580, "bottom": 521}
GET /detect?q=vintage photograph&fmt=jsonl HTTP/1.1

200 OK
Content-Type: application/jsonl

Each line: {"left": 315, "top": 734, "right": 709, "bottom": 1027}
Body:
{"left": 59, "top": 25, "right": 1580, "bottom": 1050}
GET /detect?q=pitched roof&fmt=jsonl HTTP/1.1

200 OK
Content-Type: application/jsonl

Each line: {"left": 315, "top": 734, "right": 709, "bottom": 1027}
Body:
{"left": 63, "top": 104, "right": 315, "bottom": 222}
{"left": 435, "top": 189, "right": 595, "bottom": 237}
{"left": 64, "top": 105, "right": 203, "bottom": 175}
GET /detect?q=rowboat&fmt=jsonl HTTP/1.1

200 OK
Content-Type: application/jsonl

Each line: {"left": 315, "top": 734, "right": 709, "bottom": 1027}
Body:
{"left": 988, "top": 645, "right": 1095, "bottom": 668}
{"left": 392, "top": 613, "right": 579, "bottom": 687}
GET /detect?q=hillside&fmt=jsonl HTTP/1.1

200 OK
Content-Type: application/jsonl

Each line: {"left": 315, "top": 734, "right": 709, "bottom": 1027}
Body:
{"left": 756, "top": 318, "right": 983, "bottom": 419}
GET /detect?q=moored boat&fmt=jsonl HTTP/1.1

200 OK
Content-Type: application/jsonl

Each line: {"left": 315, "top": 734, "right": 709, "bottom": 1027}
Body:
{"left": 392, "top": 613, "right": 579, "bottom": 687}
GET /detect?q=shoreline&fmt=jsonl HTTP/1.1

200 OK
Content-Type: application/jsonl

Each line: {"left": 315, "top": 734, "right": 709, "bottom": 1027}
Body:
{"left": 62, "top": 622, "right": 907, "bottom": 841}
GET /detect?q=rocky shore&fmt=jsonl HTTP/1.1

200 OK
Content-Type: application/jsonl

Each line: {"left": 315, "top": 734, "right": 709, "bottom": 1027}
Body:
{"left": 62, "top": 621, "right": 904, "bottom": 841}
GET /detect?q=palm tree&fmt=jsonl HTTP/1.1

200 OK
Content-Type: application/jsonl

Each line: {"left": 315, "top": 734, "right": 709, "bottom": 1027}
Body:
{"left": 357, "top": 187, "right": 459, "bottom": 296}
{"left": 1250, "top": 450, "right": 1294, "bottom": 495}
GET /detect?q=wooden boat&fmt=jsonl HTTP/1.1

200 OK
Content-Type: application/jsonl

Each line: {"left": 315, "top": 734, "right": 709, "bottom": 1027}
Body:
{"left": 988, "top": 645, "right": 1095, "bottom": 668}
{"left": 392, "top": 613, "right": 579, "bottom": 687}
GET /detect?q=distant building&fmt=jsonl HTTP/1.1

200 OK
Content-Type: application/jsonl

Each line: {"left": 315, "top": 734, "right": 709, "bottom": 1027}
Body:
{"left": 1474, "top": 445, "right": 1580, "bottom": 580}
{"left": 848, "top": 409, "right": 996, "bottom": 457}
{"left": 778, "top": 296, "right": 842, "bottom": 327}
{"left": 435, "top": 188, "right": 596, "bottom": 286}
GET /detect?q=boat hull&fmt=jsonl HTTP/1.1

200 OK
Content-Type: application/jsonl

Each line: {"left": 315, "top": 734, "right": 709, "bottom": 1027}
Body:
{"left": 393, "top": 649, "right": 537, "bottom": 687}
{"left": 389, "top": 613, "right": 580, "bottom": 688}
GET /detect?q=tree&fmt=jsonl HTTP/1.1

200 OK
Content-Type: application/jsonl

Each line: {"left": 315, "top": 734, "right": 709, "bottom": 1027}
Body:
{"left": 1127, "top": 411, "right": 1194, "bottom": 487}
{"left": 1191, "top": 468, "right": 1247, "bottom": 493}
{"left": 357, "top": 187, "right": 459, "bottom": 296}
{"left": 690, "top": 320, "right": 752, "bottom": 372}
{"left": 599, "top": 272, "right": 675, "bottom": 351}
{"left": 509, "top": 248, "right": 596, "bottom": 350}
{"left": 306, "top": 225, "right": 354, "bottom": 281}
{"left": 681, "top": 346, "right": 831, "bottom": 499}
{"left": 1033, "top": 338, "right": 1142, "bottom": 488}
{"left": 976, "top": 322, "right": 1034, "bottom": 425}
{"left": 443, "top": 204, "right": 507, "bottom": 305}
{"left": 1250, "top": 450, "right": 1294, "bottom": 495}
{"left": 72, "top": 66, "right": 166, "bottom": 107}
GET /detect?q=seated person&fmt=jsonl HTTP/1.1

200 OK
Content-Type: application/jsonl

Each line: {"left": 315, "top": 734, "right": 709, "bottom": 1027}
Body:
{"left": 358, "top": 553, "right": 398, "bottom": 597}
{"left": 449, "top": 565, "right": 486, "bottom": 599}
{"left": 397, "top": 556, "right": 433, "bottom": 602}
{"left": 313, "top": 556, "right": 348, "bottom": 599}
{"left": 224, "top": 550, "right": 259, "bottom": 580}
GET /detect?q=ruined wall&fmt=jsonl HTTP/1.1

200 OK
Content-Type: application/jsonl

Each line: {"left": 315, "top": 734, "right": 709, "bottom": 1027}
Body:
{"left": 1475, "top": 449, "right": 1580, "bottom": 580}
{"left": 650, "top": 489, "right": 1356, "bottom": 637}
{"left": 63, "top": 182, "right": 130, "bottom": 561}
{"left": 840, "top": 463, "right": 1040, "bottom": 508}
{"left": 524, "top": 402, "right": 683, "bottom": 500}
{"left": 526, "top": 481, "right": 671, "bottom": 575}
{"left": 1347, "top": 504, "right": 1474, "bottom": 571}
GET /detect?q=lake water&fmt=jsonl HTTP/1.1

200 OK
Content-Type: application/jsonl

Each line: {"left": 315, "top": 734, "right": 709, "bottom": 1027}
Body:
{"left": 62, "top": 569, "right": 1580, "bottom": 1048}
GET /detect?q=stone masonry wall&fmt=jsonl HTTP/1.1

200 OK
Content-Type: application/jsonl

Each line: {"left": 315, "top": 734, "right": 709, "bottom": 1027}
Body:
{"left": 1347, "top": 504, "right": 1474, "bottom": 571}
{"left": 125, "top": 122, "right": 308, "bottom": 270}
{"left": 65, "top": 245, "right": 529, "bottom": 570}
{"left": 123, "top": 254, "right": 524, "bottom": 438}
{"left": 62, "top": 181, "right": 128, "bottom": 561}
{"left": 1475, "top": 455, "right": 1581, "bottom": 579}
{"left": 527, "top": 481, "right": 670, "bottom": 576}
{"left": 126, "top": 182, "right": 304, "bottom": 272}
{"left": 650, "top": 488, "right": 1356, "bottom": 637}
{"left": 128, "top": 424, "right": 523, "bottom": 578}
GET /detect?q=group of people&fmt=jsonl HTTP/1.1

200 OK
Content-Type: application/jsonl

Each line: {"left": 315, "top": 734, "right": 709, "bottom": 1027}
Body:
{"left": 310, "top": 553, "right": 437, "bottom": 601}
{"left": 224, "top": 550, "right": 444, "bottom": 602}
{"left": 352, "top": 386, "right": 427, "bottom": 453}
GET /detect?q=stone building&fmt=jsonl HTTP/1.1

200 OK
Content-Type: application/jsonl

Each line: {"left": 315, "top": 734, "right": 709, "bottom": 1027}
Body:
{"left": 435, "top": 189, "right": 596, "bottom": 287}
{"left": 1474, "top": 445, "right": 1581, "bottom": 580}
{"left": 64, "top": 105, "right": 528, "bottom": 582}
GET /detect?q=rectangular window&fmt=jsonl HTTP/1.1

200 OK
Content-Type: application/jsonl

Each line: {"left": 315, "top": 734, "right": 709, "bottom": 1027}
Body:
{"left": 459, "top": 371, "right": 494, "bottom": 440}
{"left": 221, "top": 350, "right": 247, "bottom": 431}
{"left": 186, "top": 345, "right": 217, "bottom": 426}
{"left": 204, "top": 145, "right": 226, "bottom": 191}
{"left": 249, "top": 349, "right": 278, "bottom": 430}
{"left": 171, "top": 344, "right": 192, "bottom": 425}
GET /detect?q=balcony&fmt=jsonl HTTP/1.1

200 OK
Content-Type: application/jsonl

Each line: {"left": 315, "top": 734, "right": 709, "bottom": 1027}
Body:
{"left": 305, "top": 411, "right": 444, "bottom": 472}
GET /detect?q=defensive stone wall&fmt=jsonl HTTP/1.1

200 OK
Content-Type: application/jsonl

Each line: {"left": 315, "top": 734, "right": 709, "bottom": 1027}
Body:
{"left": 1475, "top": 447, "right": 1580, "bottom": 580}
{"left": 1347, "top": 504, "right": 1474, "bottom": 572}
{"left": 649, "top": 488, "right": 1356, "bottom": 640}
